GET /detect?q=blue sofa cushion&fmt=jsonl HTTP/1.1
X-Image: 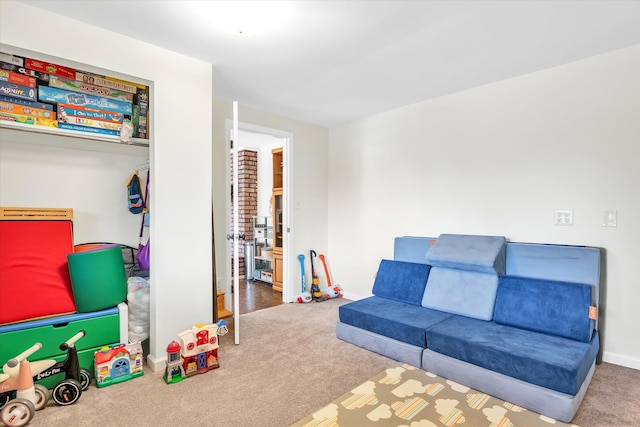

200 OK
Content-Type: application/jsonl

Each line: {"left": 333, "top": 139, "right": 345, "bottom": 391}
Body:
{"left": 494, "top": 276, "right": 595, "bottom": 343}
{"left": 372, "top": 259, "right": 431, "bottom": 305}
{"left": 339, "top": 297, "right": 452, "bottom": 348}
{"left": 426, "top": 315, "right": 599, "bottom": 395}
{"left": 425, "top": 234, "right": 506, "bottom": 275}
{"left": 422, "top": 267, "right": 499, "bottom": 320}
{"left": 505, "top": 243, "right": 601, "bottom": 285}
{"left": 393, "top": 236, "right": 436, "bottom": 264}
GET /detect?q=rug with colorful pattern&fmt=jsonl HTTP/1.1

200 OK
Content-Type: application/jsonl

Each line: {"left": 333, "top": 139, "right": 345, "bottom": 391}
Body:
{"left": 290, "top": 364, "right": 580, "bottom": 427}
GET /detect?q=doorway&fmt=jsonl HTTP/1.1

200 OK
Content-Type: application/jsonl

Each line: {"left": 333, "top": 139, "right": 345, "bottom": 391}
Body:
{"left": 224, "top": 121, "right": 293, "bottom": 322}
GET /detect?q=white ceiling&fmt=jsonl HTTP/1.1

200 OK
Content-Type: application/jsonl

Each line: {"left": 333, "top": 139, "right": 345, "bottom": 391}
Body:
{"left": 16, "top": 0, "right": 640, "bottom": 127}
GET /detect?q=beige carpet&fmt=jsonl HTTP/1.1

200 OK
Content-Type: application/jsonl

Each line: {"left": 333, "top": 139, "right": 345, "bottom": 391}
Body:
{"left": 20, "top": 299, "right": 640, "bottom": 426}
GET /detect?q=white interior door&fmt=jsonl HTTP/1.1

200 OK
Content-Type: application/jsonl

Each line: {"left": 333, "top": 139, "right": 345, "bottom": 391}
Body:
{"left": 232, "top": 101, "right": 241, "bottom": 344}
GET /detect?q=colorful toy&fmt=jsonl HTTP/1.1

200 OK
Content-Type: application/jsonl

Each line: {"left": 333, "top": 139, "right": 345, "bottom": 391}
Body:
{"left": 309, "top": 250, "right": 326, "bottom": 302}
{"left": 295, "top": 254, "right": 312, "bottom": 303}
{"left": 324, "top": 285, "right": 343, "bottom": 299}
{"left": 164, "top": 320, "right": 228, "bottom": 384}
{"left": 94, "top": 342, "right": 144, "bottom": 388}
{"left": 0, "top": 343, "right": 43, "bottom": 426}
{"left": 319, "top": 253, "right": 343, "bottom": 299}
{"left": 30, "top": 331, "right": 91, "bottom": 406}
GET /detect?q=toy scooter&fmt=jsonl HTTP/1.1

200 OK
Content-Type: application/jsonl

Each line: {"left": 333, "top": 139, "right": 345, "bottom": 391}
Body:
{"left": 0, "top": 343, "right": 44, "bottom": 426}
{"left": 31, "top": 331, "right": 92, "bottom": 406}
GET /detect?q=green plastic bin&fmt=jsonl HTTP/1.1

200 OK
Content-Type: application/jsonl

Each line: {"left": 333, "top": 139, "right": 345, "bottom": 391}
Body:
{"left": 67, "top": 244, "right": 127, "bottom": 312}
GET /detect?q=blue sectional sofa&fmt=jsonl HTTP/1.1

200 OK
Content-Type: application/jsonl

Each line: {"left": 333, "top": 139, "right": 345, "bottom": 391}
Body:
{"left": 336, "top": 234, "right": 602, "bottom": 423}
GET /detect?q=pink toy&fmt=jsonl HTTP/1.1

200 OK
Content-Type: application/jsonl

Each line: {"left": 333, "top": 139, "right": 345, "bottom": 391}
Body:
{"left": 0, "top": 343, "right": 43, "bottom": 426}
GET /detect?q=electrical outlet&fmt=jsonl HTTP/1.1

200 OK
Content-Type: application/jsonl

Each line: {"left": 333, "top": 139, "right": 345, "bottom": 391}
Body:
{"left": 554, "top": 209, "right": 573, "bottom": 226}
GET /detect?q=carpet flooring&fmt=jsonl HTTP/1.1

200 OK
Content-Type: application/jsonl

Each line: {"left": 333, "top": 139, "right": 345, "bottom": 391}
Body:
{"left": 17, "top": 298, "right": 640, "bottom": 426}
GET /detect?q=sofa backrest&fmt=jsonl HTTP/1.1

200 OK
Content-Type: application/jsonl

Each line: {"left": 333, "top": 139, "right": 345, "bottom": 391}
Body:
{"left": 392, "top": 236, "right": 602, "bottom": 327}
{"left": 393, "top": 236, "right": 436, "bottom": 264}
{"left": 424, "top": 234, "right": 506, "bottom": 275}
{"left": 421, "top": 234, "right": 506, "bottom": 321}
{"left": 372, "top": 259, "right": 431, "bottom": 305}
{"left": 494, "top": 275, "right": 596, "bottom": 342}
{"left": 505, "top": 243, "right": 602, "bottom": 331}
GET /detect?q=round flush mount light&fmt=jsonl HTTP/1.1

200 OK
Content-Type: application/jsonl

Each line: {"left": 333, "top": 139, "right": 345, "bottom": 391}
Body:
{"left": 200, "top": 1, "right": 292, "bottom": 37}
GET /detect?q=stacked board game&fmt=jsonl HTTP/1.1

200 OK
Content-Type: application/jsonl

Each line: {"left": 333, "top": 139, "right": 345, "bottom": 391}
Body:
{"left": 0, "top": 50, "right": 149, "bottom": 141}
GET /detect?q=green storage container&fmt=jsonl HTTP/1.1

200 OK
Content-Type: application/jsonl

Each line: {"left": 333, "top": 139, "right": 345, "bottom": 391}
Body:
{"left": 0, "top": 307, "right": 122, "bottom": 389}
{"left": 67, "top": 244, "right": 127, "bottom": 312}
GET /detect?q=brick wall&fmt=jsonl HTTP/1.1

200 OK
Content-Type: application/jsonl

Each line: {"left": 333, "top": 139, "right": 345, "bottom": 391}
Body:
{"left": 230, "top": 150, "right": 258, "bottom": 277}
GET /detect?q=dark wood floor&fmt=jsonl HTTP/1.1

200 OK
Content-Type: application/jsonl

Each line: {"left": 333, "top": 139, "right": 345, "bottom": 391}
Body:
{"left": 236, "top": 279, "right": 282, "bottom": 314}
{"left": 219, "top": 279, "right": 282, "bottom": 338}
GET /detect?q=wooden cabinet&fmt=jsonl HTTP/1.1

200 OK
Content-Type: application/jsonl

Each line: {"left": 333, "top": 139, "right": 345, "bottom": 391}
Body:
{"left": 272, "top": 189, "right": 283, "bottom": 251}
{"left": 272, "top": 147, "right": 283, "bottom": 190}
{"left": 273, "top": 250, "right": 283, "bottom": 292}
{"left": 272, "top": 147, "right": 284, "bottom": 292}
{"left": 271, "top": 189, "right": 283, "bottom": 292}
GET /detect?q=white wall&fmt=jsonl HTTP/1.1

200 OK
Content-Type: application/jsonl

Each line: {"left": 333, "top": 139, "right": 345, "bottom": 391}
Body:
{"left": 328, "top": 44, "right": 640, "bottom": 369}
{"left": 212, "top": 100, "right": 329, "bottom": 303}
{"left": 0, "top": 1, "right": 213, "bottom": 369}
{"left": 0, "top": 130, "right": 148, "bottom": 245}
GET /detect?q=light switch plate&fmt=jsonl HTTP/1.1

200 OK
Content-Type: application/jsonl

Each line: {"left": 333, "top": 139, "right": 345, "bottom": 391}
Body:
{"left": 603, "top": 210, "right": 617, "bottom": 227}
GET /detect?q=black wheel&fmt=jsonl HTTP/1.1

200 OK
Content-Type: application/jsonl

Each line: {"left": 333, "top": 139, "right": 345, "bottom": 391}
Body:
{"left": 0, "top": 392, "right": 12, "bottom": 411}
{"left": 79, "top": 368, "right": 92, "bottom": 391}
{"left": 52, "top": 379, "right": 82, "bottom": 406}
{"left": 33, "top": 384, "right": 50, "bottom": 410}
{"left": 0, "top": 398, "right": 35, "bottom": 427}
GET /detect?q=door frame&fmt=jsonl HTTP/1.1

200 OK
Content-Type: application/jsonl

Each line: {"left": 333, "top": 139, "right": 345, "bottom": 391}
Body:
{"left": 224, "top": 120, "right": 294, "bottom": 314}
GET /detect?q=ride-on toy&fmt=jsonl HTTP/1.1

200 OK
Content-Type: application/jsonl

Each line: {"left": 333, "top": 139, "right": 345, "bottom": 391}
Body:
{"left": 31, "top": 330, "right": 92, "bottom": 406}
{"left": 0, "top": 343, "right": 45, "bottom": 426}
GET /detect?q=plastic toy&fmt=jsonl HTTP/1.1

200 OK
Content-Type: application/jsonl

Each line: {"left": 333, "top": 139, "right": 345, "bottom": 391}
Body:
{"left": 94, "top": 342, "right": 144, "bottom": 388}
{"left": 309, "top": 250, "right": 326, "bottom": 302}
{"left": 319, "top": 253, "right": 343, "bottom": 299}
{"left": 0, "top": 343, "right": 44, "bottom": 426}
{"left": 324, "top": 285, "right": 343, "bottom": 299}
{"left": 164, "top": 320, "right": 228, "bottom": 384}
{"left": 296, "top": 254, "right": 312, "bottom": 303}
{"left": 31, "top": 331, "right": 92, "bottom": 406}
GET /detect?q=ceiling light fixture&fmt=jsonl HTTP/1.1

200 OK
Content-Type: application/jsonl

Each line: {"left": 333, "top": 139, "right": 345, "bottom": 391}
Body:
{"left": 199, "top": 1, "right": 292, "bottom": 37}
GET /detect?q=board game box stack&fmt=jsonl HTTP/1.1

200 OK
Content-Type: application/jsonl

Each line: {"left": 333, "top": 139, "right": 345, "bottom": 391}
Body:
{"left": 0, "top": 50, "right": 149, "bottom": 142}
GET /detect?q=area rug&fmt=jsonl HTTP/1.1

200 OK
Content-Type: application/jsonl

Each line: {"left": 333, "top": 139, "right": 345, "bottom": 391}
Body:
{"left": 291, "top": 363, "right": 580, "bottom": 427}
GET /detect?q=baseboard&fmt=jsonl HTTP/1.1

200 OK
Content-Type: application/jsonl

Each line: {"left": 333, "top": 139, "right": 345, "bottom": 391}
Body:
{"left": 146, "top": 353, "right": 167, "bottom": 373}
{"left": 340, "top": 291, "right": 368, "bottom": 301}
{"left": 602, "top": 351, "right": 640, "bottom": 370}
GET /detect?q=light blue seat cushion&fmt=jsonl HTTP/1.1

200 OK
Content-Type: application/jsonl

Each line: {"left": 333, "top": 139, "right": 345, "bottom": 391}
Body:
{"left": 426, "top": 315, "right": 599, "bottom": 395}
{"left": 494, "top": 276, "right": 595, "bottom": 343}
{"left": 421, "top": 267, "right": 499, "bottom": 320}
{"left": 338, "top": 297, "right": 452, "bottom": 348}
{"left": 372, "top": 259, "right": 431, "bottom": 306}
{"left": 425, "top": 234, "right": 506, "bottom": 275}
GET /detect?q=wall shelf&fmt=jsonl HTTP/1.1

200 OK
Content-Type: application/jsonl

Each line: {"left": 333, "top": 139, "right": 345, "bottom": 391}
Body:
{"left": 252, "top": 215, "right": 273, "bottom": 284}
